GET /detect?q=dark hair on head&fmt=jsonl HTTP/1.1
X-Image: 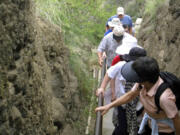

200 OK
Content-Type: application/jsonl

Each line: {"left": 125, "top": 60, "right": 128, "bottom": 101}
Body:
{"left": 123, "top": 24, "right": 128, "bottom": 28}
{"left": 132, "top": 56, "right": 160, "bottom": 84}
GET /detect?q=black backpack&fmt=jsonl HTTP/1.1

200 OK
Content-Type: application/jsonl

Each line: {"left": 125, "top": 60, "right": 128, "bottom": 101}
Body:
{"left": 155, "top": 72, "right": 180, "bottom": 113}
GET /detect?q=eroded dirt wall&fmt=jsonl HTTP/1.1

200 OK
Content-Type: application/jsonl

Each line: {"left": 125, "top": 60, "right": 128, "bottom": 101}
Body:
{"left": 0, "top": 0, "right": 82, "bottom": 135}
{"left": 0, "top": 0, "right": 56, "bottom": 134}
{"left": 138, "top": 0, "right": 180, "bottom": 77}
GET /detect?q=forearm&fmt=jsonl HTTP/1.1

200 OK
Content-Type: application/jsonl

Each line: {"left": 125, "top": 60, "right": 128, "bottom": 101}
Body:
{"left": 110, "top": 79, "right": 115, "bottom": 94}
{"left": 108, "top": 90, "right": 139, "bottom": 109}
{"left": 96, "top": 83, "right": 141, "bottom": 115}
{"left": 100, "top": 73, "right": 111, "bottom": 89}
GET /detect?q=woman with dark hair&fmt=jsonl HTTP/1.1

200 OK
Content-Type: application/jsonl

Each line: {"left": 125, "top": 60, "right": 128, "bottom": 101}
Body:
{"left": 96, "top": 57, "right": 180, "bottom": 135}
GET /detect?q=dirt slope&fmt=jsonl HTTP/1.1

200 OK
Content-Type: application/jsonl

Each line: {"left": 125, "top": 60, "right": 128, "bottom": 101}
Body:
{"left": 0, "top": 0, "right": 83, "bottom": 135}
{"left": 138, "top": 0, "right": 180, "bottom": 77}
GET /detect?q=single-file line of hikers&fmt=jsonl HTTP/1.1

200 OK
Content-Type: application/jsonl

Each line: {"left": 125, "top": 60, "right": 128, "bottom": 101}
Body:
{"left": 94, "top": 6, "right": 180, "bottom": 135}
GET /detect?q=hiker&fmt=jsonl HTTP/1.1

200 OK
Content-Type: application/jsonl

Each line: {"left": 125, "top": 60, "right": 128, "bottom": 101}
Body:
{"left": 122, "top": 24, "right": 129, "bottom": 33}
{"left": 98, "top": 26, "right": 137, "bottom": 67}
{"left": 112, "top": 41, "right": 138, "bottom": 66}
{"left": 96, "top": 56, "right": 180, "bottom": 135}
{"left": 96, "top": 46, "right": 147, "bottom": 135}
{"left": 134, "top": 18, "right": 143, "bottom": 36}
{"left": 104, "top": 18, "right": 122, "bottom": 36}
{"left": 97, "top": 26, "right": 125, "bottom": 68}
{"left": 102, "top": 18, "right": 122, "bottom": 61}
{"left": 110, "top": 43, "right": 139, "bottom": 100}
{"left": 106, "top": 7, "right": 133, "bottom": 35}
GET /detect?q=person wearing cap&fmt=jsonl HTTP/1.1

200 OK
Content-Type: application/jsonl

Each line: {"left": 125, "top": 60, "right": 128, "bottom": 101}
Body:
{"left": 96, "top": 47, "right": 147, "bottom": 135}
{"left": 106, "top": 7, "right": 133, "bottom": 35}
{"left": 97, "top": 25, "right": 125, "bottom": 68}
{"left": 98, "top": 25, "right": 137, "bottom": 67}
{"left": 134, "top": 18, "right": 143, "bottom": 36}
{"left": 104, "top": 18, "right": 122, "bottom": 36}
{"left": 96, "top": 57, "right": 180, "bottom": 135}
{"left": 111, "top": 42, "right": 138, "bottom": 66}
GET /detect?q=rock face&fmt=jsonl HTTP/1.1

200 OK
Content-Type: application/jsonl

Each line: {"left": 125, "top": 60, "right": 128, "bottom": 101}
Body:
{"left": 0, "top": 0, "right": 82, "bottom": 135}
{"left": 138, "top": 0, "right": 180, "bottom": 77}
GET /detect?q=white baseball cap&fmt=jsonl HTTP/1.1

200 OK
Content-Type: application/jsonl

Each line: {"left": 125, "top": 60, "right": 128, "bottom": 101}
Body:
{"left": 117, "top": 7, "right": 124, "bottom": 15}
{"left": 108, "top": 18, "right": 122, "bottom": 28}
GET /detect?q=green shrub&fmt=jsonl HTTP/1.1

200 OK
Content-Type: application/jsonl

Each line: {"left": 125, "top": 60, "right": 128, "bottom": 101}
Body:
{"left": 35, "top": 0, "right": 110, "bottom": 102}
{"left": 125, "top": 0, "right": 145, "bottom": 21}
{"left": 35, "top": 0, "right": 109, "bottom": 46}
{"left": 144, "top": 0, "right": 166, "bottom": 19}
{"left": 69, "top": 52, "right": 95, "bottom": 100}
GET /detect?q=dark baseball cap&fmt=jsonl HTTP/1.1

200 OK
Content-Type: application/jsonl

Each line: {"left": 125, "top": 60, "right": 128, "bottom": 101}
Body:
{"left": 121, "top": 61, "right": 143, "bottom": 83}
{"left": 122, "top": 47, "right": 147, "bottom": 61}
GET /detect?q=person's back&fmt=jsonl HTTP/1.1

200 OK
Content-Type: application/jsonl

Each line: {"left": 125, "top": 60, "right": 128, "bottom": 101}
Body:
{"left": 107, "top": 47, "right": 147, "bottom": 135}
{"left": 97, "top": 26, "right": 125, "bottom": 68}
{"left": 106, "top": 7, "right": 133, "bottom": 34}
{"left": 139, "top": 77, "right": 177, "bottom": 134}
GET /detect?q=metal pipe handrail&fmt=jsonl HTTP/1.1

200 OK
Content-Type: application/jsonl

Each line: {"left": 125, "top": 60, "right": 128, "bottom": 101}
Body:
{"left": 94, "top": 58, "right": 106, "bottom": 135}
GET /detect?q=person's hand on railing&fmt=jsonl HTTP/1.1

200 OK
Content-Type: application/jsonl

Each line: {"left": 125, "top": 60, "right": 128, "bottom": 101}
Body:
{"left": 98, "top": 52, "right": 106, "bottom": 67}
{"left": 95, "top": 104, "right": 111, "bottom": 116}
{"left": 98, "top": 57, "right": 103, "bottom": 67}
{"left": 96, "top": 87, "right": 105, "bottom": 97}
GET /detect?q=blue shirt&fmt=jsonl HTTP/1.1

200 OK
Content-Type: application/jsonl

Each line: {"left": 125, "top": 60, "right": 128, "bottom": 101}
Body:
{"left": 106, "top": 15, "right": 132, "bottom": 28}
{"left": 104, "top": 29, "right": 112, "bottom": 36}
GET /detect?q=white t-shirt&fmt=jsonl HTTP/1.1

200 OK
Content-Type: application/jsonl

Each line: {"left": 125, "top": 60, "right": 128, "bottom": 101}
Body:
{"left": 107, "top": 61, "right": 126, "bottom": 98}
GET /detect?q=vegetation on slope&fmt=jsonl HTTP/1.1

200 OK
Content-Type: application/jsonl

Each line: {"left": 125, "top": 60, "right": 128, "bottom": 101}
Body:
{"left": 34, "top": 0, "right": 119, "bottom": 101}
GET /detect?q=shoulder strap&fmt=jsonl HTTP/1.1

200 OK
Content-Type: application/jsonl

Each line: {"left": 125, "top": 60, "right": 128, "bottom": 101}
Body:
{"left": 155, "top": 83, "right": 169, "bottom": 114}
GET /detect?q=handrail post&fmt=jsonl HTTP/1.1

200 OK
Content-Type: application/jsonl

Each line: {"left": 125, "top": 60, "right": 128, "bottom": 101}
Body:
{"left": 95, "top": 94, "right": 103, "bottom": 135}
{"left": 94, "top": 58, "right": 106, "bottom": 135}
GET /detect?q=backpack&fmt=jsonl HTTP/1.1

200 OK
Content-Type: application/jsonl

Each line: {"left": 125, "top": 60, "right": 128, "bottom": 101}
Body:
{"left": 155, "top": 71, "right": 180, "bottom": 113}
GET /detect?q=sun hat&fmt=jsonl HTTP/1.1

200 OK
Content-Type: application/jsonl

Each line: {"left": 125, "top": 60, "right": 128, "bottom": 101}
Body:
{"left": 117, "top": 7, "right": 124, "bottom": 15}
{"left": 113, "top": 26, "right": 125, "bottom": 37}
{"left": 121, "top": 61, "right": 143, "bottom": 83}
{"left": 122, "top": 47, "right": 147, "bottom": 61}
{"left": 115, "top": 42, "right": 138, "bottom": 55}
{"left": 108, "top": 18, "right": 122, "bottom": 28}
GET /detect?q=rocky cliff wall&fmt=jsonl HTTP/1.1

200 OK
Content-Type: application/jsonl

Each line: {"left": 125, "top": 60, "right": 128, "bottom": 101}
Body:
{"left": 138, "top": 0, "right": 180, "bottom": 77}
{"left": 0, "top": 0, "right": 83, "bottom": 135}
